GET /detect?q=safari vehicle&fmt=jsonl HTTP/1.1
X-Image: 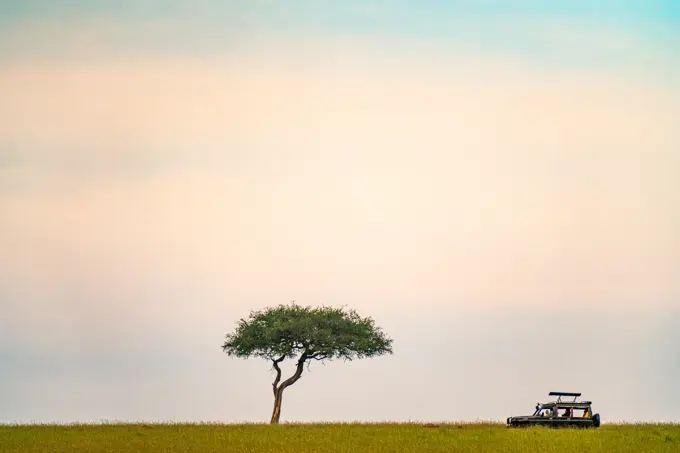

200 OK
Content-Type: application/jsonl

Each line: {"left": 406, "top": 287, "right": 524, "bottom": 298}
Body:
{"left": 506, "top": 392, "right": 601, "bottom": 428}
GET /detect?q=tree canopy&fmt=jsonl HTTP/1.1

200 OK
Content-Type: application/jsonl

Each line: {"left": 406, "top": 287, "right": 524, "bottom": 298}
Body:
{"left": 222, "top": 302, "right": 393, "bottom": 423}
{"left": 223, "top": 303, "right": 393, "bottom": 361}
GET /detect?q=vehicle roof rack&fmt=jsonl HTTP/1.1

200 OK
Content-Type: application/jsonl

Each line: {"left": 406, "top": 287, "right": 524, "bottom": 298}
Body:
{"left": 549, "top": 391, "right": 582, "bottom": 402}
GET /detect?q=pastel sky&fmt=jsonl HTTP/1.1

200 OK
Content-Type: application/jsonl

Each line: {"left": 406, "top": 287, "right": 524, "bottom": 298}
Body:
{"left": 1, "top": 1, "right": 679, "bottom": 424}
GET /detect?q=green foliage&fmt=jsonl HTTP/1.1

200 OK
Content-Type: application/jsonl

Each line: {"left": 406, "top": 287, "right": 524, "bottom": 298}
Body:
{"left": 222, "top": 303, "right": 393, "bottom": 362}
{"left": 3, "top": 423, "right": 680, "bottom": 453}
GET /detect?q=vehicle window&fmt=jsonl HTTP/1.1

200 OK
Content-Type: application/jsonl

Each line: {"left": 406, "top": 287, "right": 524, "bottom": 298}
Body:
{"left": 537, "top": 408, "right": 553, "bottom": 417}
{"left": 575, "top": 408, "right": 589, "bottom": 417}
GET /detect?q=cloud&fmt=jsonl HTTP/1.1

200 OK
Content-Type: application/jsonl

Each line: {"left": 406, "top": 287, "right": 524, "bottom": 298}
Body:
{"left": 3, "top": 308, "right": 680, "bottom": 423}
{"left": 1, "top": 40, "right": 678, "bottom": 338}
{"left": 1, "top": 37, "right": 677, "bottom": 151}
{"left": 2, "top": 5, "right": 679, "bottom": 72}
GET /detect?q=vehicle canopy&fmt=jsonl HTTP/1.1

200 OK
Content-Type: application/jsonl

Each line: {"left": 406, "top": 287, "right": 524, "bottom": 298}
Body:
{"left": 533, "top": 392, "right": 593, "bottom": 416}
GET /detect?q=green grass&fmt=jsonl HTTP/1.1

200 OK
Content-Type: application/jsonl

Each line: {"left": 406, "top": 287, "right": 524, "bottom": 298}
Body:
{"left": 1, "top": 422, "right": 679, "bottom": 453}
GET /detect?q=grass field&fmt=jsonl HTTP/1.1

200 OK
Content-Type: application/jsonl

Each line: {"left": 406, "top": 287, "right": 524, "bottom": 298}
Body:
{"left": 2, "top": 422, "right": 678, "bottom": 453}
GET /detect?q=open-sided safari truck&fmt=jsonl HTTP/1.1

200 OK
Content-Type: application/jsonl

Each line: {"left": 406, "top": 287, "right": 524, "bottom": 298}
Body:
{"left": 507, "top": 392, "right": 601, "bottom": 428}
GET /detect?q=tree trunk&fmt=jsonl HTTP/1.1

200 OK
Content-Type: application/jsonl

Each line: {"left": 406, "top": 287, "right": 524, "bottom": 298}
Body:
{"left": 269, "top": 353, "right": 308, "bottom": 424}
{"left": 270, "top": 388, "right": 284, "bottom": 424}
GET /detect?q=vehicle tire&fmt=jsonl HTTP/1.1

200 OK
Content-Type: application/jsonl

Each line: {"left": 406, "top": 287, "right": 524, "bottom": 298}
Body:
{"left": 592, "top": 413, "right": 600, "bottom": 428}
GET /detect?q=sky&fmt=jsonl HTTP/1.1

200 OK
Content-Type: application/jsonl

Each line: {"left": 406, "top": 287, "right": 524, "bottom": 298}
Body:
{"left": 1, "top": 0, "right": 679, "bottom": 424}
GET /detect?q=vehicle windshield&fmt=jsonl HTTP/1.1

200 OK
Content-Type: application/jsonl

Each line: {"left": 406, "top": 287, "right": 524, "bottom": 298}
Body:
{"left": 533, "top": 406, "right": 553, "bottom": 417}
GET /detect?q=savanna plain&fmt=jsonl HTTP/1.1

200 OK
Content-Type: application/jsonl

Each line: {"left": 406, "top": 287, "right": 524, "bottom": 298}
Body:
{"left": 2, "top": 422, "right": 679, "bottom": 453}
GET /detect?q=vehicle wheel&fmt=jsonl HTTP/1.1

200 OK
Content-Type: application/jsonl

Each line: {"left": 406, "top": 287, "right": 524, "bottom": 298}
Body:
{"left": 592, "top": 413, "right": 600, "bottom": 428}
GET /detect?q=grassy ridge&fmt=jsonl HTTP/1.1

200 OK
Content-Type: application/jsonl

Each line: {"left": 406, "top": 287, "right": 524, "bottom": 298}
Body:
{"left": 1, "top": 422, "right": 679, "bottom": 453}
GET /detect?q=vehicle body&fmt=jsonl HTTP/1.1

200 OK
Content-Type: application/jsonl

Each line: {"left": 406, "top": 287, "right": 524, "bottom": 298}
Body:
{"left": 507, "top": 392, "right": 601, "bottom": 428}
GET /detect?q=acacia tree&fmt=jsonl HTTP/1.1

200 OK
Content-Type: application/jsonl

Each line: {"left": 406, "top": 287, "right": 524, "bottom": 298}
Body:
{"left": 222, "top": 303, "right": 393, "bottom": 424}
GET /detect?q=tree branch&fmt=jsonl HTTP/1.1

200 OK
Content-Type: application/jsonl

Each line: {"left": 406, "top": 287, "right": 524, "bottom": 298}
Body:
{"left": 277, "top": 351, "right": 310, "bottom": 392}
{"left": 271, "top": 355, "right": 286, "bottom": 396}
